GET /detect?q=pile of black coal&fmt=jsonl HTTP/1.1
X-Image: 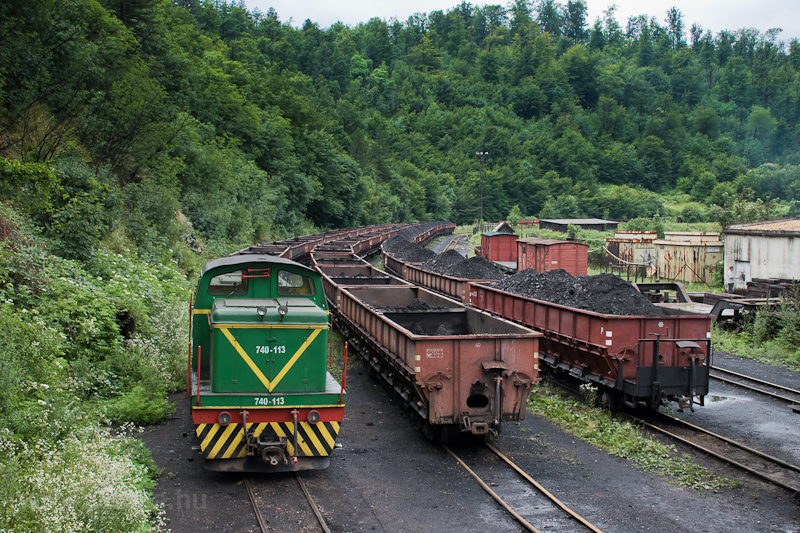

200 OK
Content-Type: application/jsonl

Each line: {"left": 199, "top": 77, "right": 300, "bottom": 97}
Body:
{"left": 383, "top": 235, "right": 436, "bottom": 262}
{"left": 379, "top": 298, "right": 433, "bottom": 313}
{"left": 406, "top": 318, "right": 451, "bottom": 336}
{"left": 380, "top": 298, "right": 454, "bottom": 336}
{"left": 420, "top": 249, "right": 503, "bottom": 280}
{"left": 491, "top": 269, "right": 665, "bottom": 316}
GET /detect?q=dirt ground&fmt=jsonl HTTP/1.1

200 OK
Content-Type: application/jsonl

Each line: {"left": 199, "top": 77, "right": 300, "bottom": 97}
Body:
{"left": 141, "top": 349, "right": 799, "bottom": 533}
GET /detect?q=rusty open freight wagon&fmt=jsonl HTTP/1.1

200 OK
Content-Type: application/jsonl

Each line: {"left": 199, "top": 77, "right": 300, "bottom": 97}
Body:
{"left": 333, "top": 285, "right": 541, "bottom": 438}
{"left": 402, "top": 261, "right": 502, "bottom": 304}
{"left": 468, "top": 283, "right": 712, "bottom": 409}
{"left": 316, "top": 263, "right": 411, "bottom": 311}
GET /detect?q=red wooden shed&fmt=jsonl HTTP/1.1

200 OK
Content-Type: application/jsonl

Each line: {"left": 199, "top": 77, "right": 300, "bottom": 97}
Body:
{"left": 517, "top": 237, "right": 588, "bottom": 275}
{"left": 480, "top": 231, "right": 518, "bottom": 262}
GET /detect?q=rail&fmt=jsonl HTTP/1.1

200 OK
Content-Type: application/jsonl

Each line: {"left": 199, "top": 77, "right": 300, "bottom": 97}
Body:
{"left": 629, "top": 411, "right": 800, "bottom": 493}
{"left": 443, "top": 443, "right": 604, "bottom": 533}
{"left": 244, "top": 473, "right": 332, "bottom": 533}
{"left": 709, "top": 365, "right": 800, "bottom": 406}
{"left": 244, "top": 476, "right": 268, "bottom": 533}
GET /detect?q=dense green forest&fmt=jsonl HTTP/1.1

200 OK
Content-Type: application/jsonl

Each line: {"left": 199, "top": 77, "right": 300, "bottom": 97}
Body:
{"left": 3, "top": 0, "right": 800, "bottom": 257}
{"left": 2, "top": 1, "right": 800, "bottom": 529}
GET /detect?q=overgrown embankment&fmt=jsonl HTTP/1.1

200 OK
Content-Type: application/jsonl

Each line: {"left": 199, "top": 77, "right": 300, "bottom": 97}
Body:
{"left": 0, "top": 204, "right": 191, "bottom": 532}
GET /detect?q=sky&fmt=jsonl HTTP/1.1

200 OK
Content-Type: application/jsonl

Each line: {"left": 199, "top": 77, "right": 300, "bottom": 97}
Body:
{"left": 243, "top": 0, "right": 800, "bottom": 42}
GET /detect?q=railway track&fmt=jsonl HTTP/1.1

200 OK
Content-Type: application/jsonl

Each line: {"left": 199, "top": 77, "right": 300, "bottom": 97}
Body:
{"left": 631, "top": 411, "right": 800, "bottom": 494}
{"left": 547, "top": 377, "right": 800, "bottom": 495}
{"left": 444, "top": 442, "right": 604, "bottom": 533}
{"left": 443, "top": 234, "right": 470, "bottom": 252}
{"left": 245, "top": 473, "right": 331, "bottom": 532}
{"left": 709, "top": 365, "right": 800, "bottom": 407}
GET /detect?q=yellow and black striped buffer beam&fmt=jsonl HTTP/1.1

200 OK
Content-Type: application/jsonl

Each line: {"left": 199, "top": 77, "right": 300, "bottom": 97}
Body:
{"left": 196, "top": 422, "right": 340, "bottom": 459}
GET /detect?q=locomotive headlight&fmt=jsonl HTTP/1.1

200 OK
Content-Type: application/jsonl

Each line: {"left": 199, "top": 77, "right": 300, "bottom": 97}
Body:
{"left": 307, "top": 410, "right": 321, "bottom": 424}
{"left": 257, "top": 306, "right": 267, "bottom": 316}
{"left": 218, "top": 411, "right": 232, "bottom": 426}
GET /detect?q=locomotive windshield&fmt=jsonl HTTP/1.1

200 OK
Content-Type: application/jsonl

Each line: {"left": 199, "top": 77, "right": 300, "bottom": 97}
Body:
{"left": 208, "top": 270, "right": 249, "bottom": 296}
{"left": 277, "top": 270, "right": 316, "bottom": 296}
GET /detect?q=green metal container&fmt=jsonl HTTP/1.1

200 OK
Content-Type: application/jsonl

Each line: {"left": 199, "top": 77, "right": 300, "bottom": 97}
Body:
{"left": 210, "top": 298, "right": 329, "bottom": 393}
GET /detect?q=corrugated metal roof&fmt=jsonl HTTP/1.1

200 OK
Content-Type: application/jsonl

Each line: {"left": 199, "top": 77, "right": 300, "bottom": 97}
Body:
{"left": 539, "top": 218, "right": 617, "bottom": 224}
{"left": 518, "top": 237, "right": 587, "bottom": 246}
{"left": 492, "top": 222, "right": 515, "bottom": 233}
{"left": 727, "top": 218, "right": 800, "bottom": 233}
{"left": 482, "top": 231, "right": 519, "bottom": 237}
{"left": 652, "top": 239, "right": 723, "bottom": 247}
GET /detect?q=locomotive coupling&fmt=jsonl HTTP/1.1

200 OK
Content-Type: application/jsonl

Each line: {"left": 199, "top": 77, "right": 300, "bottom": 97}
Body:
{"left": 247, "top": 429, "right": 289, "bottom": 466}
{"left": 241, "top": 409, "right": 289, "bottom": 466}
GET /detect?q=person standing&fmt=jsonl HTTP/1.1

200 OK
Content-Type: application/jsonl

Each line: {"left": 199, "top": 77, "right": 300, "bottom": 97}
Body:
{"left": 726, "top": 266, "right": 736, "bottom": 293}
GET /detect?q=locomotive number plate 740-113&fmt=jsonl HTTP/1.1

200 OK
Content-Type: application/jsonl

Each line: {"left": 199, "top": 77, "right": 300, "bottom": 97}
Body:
{"left": 254, "top": 396, "right": 285, "bottom": 406}
{"left": 256, "top": 345, "right": 286, "bottom": 354}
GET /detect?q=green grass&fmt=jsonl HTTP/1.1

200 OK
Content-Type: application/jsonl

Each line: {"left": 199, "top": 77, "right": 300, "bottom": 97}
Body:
{"left": 712, "top": 327, "right": 800, "bottom": 370}
{"left": 527, "top": 383, "right": 738, "bottom": 492}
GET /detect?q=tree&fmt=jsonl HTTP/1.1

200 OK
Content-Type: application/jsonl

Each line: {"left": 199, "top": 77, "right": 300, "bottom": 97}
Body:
{"left": 690, "top": 171, "right": 717, "bottom": 203}
{"left": 692, "top": 106, "right": 720, "bottom": 139}
{"left": 508, "top": 0, "right": 533, "bottom": 35}
{"left": 665, "top": 7, "right": 684, "bottom": 48}
{"left": 562, "top": 0, "right": 587, "bottom": 43}
{"left": 561, "top": 44, "right": 599, "bottom": 107}
{"left": 536, "top": 0, "right": 563, "bottom": 36}
{"left": 0, "top": 0, "right": 135, "bottom": 161}
{"left": 709, "top": 187, "right": 779, "bottom": 229}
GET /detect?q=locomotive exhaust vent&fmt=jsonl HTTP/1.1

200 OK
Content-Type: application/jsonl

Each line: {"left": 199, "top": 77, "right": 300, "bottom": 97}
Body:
{"left": 467, "top": 381, "right": 490, "bottom": 408}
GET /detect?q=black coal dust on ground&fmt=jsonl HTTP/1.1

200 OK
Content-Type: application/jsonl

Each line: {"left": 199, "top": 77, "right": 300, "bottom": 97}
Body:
{"left": 491, "top": 269, "right": 665, "bottom": 316}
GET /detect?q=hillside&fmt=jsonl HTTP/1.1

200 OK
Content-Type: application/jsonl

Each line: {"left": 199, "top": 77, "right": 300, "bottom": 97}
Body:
{"left": 2, "top": 0, "right": 800, "bottom": 252}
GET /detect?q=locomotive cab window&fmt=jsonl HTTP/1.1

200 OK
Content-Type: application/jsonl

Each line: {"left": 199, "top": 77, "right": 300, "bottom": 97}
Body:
{"left": 277, "top": 270, "right": 315, "bottom": 296}
{"left": 207, "top": 270, "right": 249, "bottom": 296}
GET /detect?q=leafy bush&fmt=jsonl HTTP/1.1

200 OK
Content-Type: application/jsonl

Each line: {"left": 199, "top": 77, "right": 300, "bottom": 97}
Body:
{"left": 680, "top": 202, "right": 705, "bottom": 222}
{"left": 0, "top": 203, "right": 183, "bottom": 530}
{"left": 47, "top": 159, "right": 122, "bottom": 260}
{"left": 0, "top": 158, "right": 59, "bottom": 217}
{"left": 105, "top": 386, "right": 176, "bottom": 426}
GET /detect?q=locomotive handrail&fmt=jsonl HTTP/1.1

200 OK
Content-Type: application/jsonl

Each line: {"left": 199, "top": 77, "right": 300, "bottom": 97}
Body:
{"left": 195, "top": 346, "right": 201, "bottom": 406}
{"left": 188, "top": 295, "right": 194, "bottom": 396}
{"left": 338, "top": 342, "right": 347, "bottom": 405}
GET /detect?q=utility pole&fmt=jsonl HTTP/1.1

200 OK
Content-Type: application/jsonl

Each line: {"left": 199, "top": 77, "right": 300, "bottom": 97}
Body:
{"left": 475, "top": 151, "right": 488, "bottom": 225}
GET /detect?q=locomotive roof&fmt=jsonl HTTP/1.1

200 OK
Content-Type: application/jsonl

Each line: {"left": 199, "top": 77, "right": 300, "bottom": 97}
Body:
{"left": 201, "top": 254, "right": 314, "bottom": 276}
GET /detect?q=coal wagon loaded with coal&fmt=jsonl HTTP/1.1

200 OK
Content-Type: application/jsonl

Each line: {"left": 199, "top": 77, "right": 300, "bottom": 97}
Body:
{"left": 380, "top": 235, "right": 712, "bottom": 411}
{"left": 316, "top": 262, "right": 412, "bottom": 312}
{"left": 382, "top": 238, "right": 503, "bottom": 303}
{"left": 469, "top": 269, "right": 712, "bottom": 410}
{"left": 321, "top": 274, "right": 541, "bottom": 440}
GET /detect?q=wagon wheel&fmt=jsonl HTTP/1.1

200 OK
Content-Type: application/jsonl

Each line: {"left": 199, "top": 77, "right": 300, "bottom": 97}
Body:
{"left": 438, "top": 424, "right": 451, "bottom": 444}
{"left": 598, "top": 389, "right": 621, "bottom": 411}
{"left": 421, "top": 422, "right": 451, "bottom": 444}
{"left": 719, "top": 319, "right": 742, "bottom": 333}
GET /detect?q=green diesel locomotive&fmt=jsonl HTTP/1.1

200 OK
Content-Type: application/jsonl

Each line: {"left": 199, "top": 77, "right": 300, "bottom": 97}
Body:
{"left": 189, "top": 254, "right": 344, "bottom": 472}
